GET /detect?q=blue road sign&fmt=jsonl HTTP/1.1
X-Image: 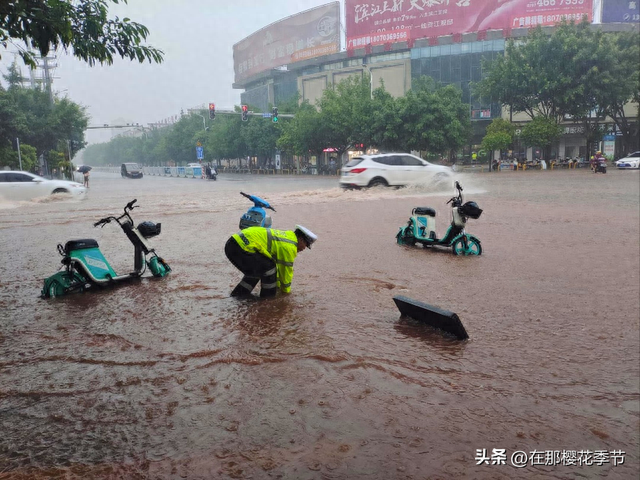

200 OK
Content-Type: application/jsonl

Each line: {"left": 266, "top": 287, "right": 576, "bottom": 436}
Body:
{"left": 196, "top": 146, "right": 204, "bottom": 160}
{"left": 262, "top": 113, "right": 273, "bottom": 118}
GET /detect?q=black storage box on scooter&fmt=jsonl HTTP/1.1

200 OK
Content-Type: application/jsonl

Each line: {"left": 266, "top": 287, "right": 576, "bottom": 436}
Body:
{"left": 138, "top": 221, "right": 161, "bottom": 238}
{"left": 459, "top": 201, "right": 483, "bottom": 219}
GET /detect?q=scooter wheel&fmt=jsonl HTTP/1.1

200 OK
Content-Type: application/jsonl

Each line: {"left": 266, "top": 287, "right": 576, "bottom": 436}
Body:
{"left": 452, "top": 237, "right": 482, "bottom": 256}
{"left": 47, "top": 280, "right": 66, "bottom": 298}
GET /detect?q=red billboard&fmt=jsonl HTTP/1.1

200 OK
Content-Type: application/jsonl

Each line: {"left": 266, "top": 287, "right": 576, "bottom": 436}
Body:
{"left": 233, "top": 2, "right": 340, "bottom": 83}
{"left": 345, "top": 0, "right": 593, "bottom": 47}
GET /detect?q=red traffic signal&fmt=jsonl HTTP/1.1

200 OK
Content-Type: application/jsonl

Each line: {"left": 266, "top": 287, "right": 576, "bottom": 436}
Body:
{"left": 241, "top": 105, "right": 248, "bottom": 121}
{"left": 208, "top": 103, "right": 215, "bottom": 120}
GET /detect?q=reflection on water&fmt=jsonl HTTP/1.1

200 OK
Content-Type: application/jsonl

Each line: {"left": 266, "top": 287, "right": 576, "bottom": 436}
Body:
{"left": 0, "top": 170, "right": 638, "bottom": 478}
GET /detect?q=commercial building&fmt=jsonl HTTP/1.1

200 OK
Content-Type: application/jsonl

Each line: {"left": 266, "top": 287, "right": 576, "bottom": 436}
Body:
{"left": 233, "top": 0, "right": 639, "bottom": 162}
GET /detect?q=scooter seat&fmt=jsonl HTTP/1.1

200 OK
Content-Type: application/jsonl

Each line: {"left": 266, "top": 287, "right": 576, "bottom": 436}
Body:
{"left": 412, "top": 207, "right": 436, "bottom": 217}
{"left": 65, "top": 239, "right": 99, "bottom": 253}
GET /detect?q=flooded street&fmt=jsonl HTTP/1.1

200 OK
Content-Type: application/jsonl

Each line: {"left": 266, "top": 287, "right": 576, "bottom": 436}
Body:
{"left": 1, "top": 169, "right": 638, "bottom": 479}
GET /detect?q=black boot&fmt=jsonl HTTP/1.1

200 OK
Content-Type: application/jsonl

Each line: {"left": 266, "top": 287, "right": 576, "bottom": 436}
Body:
{"left": 231, "top": 275, "right": 259, "bottom": 296}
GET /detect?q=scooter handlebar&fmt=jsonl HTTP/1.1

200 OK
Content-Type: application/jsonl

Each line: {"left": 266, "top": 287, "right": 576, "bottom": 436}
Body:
{"left": 126, "top": 199, "right": 138, "bottom": 210}
{"left": 94, "top": 217, "right": 111, "bottom": 227}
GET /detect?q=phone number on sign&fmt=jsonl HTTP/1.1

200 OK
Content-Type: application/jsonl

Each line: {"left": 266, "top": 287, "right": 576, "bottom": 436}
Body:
{"left": 475, "top": 449, "right": 625, "bottom": 468}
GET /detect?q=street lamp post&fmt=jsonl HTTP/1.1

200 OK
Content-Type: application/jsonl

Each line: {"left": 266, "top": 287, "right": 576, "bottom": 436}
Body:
{"left": 362, "top": 63, "right": 373, "bottom": 99}
{"left": 196, "top": 114, "right": 206, "bottom": 131}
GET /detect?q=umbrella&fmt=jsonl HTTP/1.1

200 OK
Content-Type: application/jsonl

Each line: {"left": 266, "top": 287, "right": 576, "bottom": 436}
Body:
{"left": 77, "top": 165, "right": 92, "bottom": 173}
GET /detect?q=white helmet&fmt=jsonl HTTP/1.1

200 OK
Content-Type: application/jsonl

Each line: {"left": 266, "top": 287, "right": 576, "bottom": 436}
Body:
{"left": 295, "top": 225, "right": 317, "bottom": 249}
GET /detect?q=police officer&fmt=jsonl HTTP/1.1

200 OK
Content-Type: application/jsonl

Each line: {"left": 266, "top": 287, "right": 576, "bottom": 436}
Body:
{"left": 225, "top": 225, "right": 317, "bottom": 298}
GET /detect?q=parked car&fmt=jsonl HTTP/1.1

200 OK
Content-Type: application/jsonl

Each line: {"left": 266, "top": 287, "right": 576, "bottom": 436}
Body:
{"left": 339, "top": 153, "right": 453, "bottom": 188}
{"left": 0, "top": 171, "right": 87, "bottom": 201}
{"left": 121, "top": 163, "right": 143, "bottom": 178}
{"left": 615, "top": 151, "right": 640, "bottom": 169}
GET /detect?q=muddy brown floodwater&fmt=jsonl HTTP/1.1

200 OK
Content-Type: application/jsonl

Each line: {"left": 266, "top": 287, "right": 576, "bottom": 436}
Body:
{"left": 0, "top": 169, "right": 638, "bottom": 480}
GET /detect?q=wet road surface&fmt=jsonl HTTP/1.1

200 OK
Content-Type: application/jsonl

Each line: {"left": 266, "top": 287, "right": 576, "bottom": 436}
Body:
{"left": 0, "top": 169, "right": 638, "bottom": 479}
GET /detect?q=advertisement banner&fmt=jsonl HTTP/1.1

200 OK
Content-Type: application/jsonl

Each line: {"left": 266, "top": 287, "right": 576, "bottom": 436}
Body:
{"left": 345, "top": 0, "right": 593, "bottom": 46}
{"left": 233, "top": 2, "right": 340, "bottom": 83}
{"left": 602, "top": 0, "right": 640, "bottom": 23}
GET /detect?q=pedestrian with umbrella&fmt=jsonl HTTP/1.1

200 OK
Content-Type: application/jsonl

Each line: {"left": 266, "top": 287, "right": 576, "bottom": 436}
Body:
{"left": 78, "top": 165, "right": 92, "bottom": 188}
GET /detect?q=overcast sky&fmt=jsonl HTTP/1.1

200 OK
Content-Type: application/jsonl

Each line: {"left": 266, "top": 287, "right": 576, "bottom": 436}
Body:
{"left": 1, "top": 0, "right": 343, "bottom": 144}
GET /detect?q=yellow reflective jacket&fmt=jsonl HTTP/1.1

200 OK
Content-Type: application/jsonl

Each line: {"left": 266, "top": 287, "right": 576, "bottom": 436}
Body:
{"left": 232, "top": 227, "right": 299, "bottom": 293}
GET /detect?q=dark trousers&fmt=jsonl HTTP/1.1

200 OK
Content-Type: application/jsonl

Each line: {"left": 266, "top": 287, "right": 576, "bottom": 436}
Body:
{"left": 225, "top": 237, "right": 277, "bottom": 297}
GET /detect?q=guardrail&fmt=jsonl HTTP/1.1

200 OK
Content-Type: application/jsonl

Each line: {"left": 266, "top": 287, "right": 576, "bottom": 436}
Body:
{"left": 144, "top": 166, "right": 203, "bottom": 178}
{"left": 89, "top": 166, "right": 204, "bottom": 178}
{"left": 89, "top": 166, "right": 346, "bottom": 177}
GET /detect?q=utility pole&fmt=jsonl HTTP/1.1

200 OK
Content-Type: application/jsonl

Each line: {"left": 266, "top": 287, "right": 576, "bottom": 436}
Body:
{"left": 38, "top": 55, "right": 57, "bottom": 104}
{"left": 16, "top": 138, "right": 22, "bottom": 170}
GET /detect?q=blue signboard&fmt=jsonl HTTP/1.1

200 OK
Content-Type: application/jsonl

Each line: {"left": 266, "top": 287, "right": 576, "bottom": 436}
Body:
{"left": 196, "top": 146, "right": 204, "bottom": 160}
{"left": 602, "top": 0, "right": 640, "bottom": 23}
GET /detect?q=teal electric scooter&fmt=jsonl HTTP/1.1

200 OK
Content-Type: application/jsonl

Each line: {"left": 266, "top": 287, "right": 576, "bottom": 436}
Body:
{"left": 41, "top": 199, "right": 171, "bottom": 298}
{"left": 396, "top": 181, "right": 483, "bottom": 255}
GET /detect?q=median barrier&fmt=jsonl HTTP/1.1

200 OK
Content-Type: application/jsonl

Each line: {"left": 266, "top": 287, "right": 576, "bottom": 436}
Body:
{"left": 142, "top": 166, "right": 202, "bottom": 178}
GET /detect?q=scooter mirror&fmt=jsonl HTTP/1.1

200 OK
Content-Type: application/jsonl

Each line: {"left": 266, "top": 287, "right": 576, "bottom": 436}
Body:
{"left": 455, "top": 181, "right": 463, "bottom": 191}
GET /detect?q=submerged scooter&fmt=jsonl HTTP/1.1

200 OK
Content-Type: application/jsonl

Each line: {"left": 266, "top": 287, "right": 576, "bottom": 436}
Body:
{"left": 41, "top": 199, "right": 171, "bottom": 298}
{"left": 239, "top": 192, "right": 276, "bottom": 229}
{"left": 396, "top": 181, "right": 483, "bottom": 255}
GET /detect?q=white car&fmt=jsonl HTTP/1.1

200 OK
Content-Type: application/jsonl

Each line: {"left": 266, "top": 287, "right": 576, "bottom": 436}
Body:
{"left": 339, "top": 153, "right": 453, "bottom": 188}
{"left": 615, "top": 151, "right": 640, "bottom": 169}
{"left": 0, "top": 171, "right": 87, "bottom": 201}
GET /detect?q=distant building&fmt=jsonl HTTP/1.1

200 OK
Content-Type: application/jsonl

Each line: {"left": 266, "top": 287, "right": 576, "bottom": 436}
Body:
{"left": 232, "top": 0, "right": 639, "bottom": 161}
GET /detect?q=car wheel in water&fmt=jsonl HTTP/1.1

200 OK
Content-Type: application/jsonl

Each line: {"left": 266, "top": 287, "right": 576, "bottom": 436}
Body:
{"left": 452, "top": 237, "right": 482, "bottom": 256}
{"left": 368, "top": 177, "right": 388, "bottom": 188}
{"left": 434, "top": 173, "right": 449, "bottom": 184}
{"left": 52, "top": 188, "right": 69, "bottom": 195}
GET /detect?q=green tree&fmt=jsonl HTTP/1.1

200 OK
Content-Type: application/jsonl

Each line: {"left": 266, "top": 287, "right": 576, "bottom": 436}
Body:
{"left": 316, "top": 74, "right": 373, "bottom": 162}
{"left": 277, "top": 101, "right": 324, "bottom": 158}
{"left": 206, "top": 113, "right": 246, "bottom": 164}
{"left": 1, "top": 66, "right": 89, "bottom": 169}
{"left": 370, "top": 87, "right": 404, "bottom": 152}
{"left": 520, "top": 116, "right": 562, "bottom": 160}
{"left": 160, "top": 114, "right": 205, "bottom": 165}
{"left": 398, "top": 77, "right": 470, "bottom": 158}
{"left": 0, "top": 142, "right": 36, "bottom": 170}
{"left": 242, "top": 115, "right": 280, "bottom": 166}
{"left": 481, "top": 118, "right": 515, "bottom": 168}
{"left": 476, "top": 22, "right": 589, "bottom": 124}
{"left": 595, "top": 31, "right": 640, "bottom": 155}
{"left": 477, "top": 20, "right": 640, "bottom": 156}
{"left": 1, "top": 0, "right": 163, "bottom": 67}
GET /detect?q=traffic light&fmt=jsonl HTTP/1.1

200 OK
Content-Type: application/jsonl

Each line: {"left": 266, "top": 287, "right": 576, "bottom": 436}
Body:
{"left": 208, "top": 103, "right": 215, "bottom": 120}
{"left": 241, "top": 105, "right": 248, "bottom": 121}
{"left": 272, "top": 106, "right": 278, "bottom": 123}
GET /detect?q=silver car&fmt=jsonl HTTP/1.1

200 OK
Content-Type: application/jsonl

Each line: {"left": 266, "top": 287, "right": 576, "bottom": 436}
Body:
{"left": 0, "top": 171, "right": 87, "bottom": 201}
{"left": 339, "top": 153, "right": 453, "bottom": 188}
